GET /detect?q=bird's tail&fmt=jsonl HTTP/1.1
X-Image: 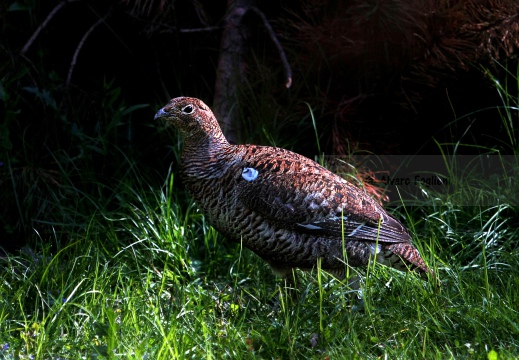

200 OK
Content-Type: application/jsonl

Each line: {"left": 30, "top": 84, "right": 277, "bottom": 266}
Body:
{"left": 381, "top": 242, "right": 433, "bottom": 279}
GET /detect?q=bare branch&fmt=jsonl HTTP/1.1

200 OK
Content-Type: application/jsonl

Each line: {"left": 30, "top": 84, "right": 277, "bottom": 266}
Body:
{"left": 190, "top": 0, "right": 211, "bottom": 27}
{"left": 122, "top": 10, "right": 221, "bottom": 34}
{"left": 249, "top": 5, "right": 292, "bottom": 88}
{"left": 66, "top": 9, "right": 112, "bottom": 87}
{"left": 21, "top": 1, "right": 68, "bottom": 55}
{"left": 178, "top": 26, "right": 221, "bottom": 33}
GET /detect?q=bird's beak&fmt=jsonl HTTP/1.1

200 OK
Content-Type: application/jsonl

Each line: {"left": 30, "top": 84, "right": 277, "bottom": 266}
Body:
{"left": 154, "top": 108, "right": 168, "bottom": 120}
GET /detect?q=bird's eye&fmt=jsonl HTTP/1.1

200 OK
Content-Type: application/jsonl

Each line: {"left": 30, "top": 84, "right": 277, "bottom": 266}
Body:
{"left": 181, "top": 105, "right": 195, "bottom": 114}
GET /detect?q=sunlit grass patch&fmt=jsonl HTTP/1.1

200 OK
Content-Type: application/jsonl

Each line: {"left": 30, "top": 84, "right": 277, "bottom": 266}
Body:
{"left": 2, "top": 61, "right": 519, "bottom": 359}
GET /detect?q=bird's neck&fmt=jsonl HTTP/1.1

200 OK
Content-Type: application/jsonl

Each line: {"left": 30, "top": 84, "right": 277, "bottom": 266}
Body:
{"left": 182, "top": 129, "right": 229, "bottom": 156}
{"left": 181, "top": 133, "right": 237, "bottom": 179}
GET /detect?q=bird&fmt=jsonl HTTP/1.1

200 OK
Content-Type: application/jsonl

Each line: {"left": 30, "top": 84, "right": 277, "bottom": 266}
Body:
{"left": 155, "top": 97, "right": 433, "bottom": 289}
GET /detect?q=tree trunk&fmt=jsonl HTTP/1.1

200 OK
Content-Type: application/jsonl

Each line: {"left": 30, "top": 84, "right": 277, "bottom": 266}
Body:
{"left": 212, "top": 0, "right": 252, "bottom": 144}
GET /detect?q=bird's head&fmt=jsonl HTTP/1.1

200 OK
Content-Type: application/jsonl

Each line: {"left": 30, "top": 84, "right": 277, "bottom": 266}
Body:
{"left": 155, "top": 97, "right": 223, "bottom": 140}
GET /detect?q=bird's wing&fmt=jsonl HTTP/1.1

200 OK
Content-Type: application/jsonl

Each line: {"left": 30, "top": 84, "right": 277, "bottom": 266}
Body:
{"left": 235, "top": 146, "right": 411, "bottom": 243}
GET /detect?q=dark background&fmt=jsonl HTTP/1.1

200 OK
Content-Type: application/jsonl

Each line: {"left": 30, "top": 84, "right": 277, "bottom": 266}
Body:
{"left": 1, "top": 0, "right": 518, "bottom": 251}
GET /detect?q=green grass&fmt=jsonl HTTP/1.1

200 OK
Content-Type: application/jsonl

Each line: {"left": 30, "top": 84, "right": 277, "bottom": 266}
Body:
{"left": 2, "top": 48, "right": 519, "bottom": 359}
{"left": 1, "top": 159, "right": 519, "bottom": 359}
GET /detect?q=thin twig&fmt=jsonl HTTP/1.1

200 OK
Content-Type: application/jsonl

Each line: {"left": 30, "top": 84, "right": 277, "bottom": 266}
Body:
{"left": 66, "top": 9, "right": 112, "bottom": 87}
{"left": 21, "top": 1, "right": 68, "bottom": 54}
{"left": 249, "top": 5, "right": 292, "bottom": 88}
{"left": 123, "top": 11, "right": 221, "bottom": 34}
{"left": 179, "top": 26, "right": 221, "bottom": 33}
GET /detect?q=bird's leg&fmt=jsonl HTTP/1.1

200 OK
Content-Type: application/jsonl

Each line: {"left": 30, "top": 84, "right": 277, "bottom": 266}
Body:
{"left": 346, "top": 274, "right": 362, "bottom": 292}
{"left": 283, "top": 268, "right": 299, "bottom": 294}
{"left": 269, "top": 264, "right": 300, "bottom": 301}
{"left": 329, "top": 267, "right": 364, "bottom": 306}
{"left": 346, "top": 274, "right": 365, "bottom": 311}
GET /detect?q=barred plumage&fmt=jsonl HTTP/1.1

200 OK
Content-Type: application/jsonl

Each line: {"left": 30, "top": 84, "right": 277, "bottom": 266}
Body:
{"left": 155, "top": 97, "right": 432, "bottom": 285}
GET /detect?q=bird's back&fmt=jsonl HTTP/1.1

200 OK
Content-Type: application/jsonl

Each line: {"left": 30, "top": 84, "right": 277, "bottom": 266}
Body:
{"left": 181, "top": 143, "right": 431, "bottom": 277}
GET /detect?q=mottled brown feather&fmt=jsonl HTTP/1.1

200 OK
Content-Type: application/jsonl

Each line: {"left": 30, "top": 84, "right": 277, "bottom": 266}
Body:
{"left": 155, "top": 97, "right": 433, "bottom": 281}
